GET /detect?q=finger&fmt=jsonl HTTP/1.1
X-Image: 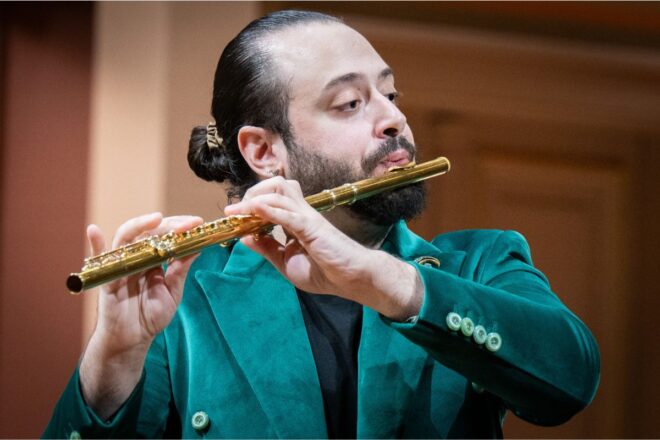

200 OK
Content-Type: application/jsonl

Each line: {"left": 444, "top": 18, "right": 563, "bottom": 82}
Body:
{"left": 87, "top": 224, "right": 106, "bottom": 255}
{"left": 226, "top": 193, "right": 300, "bottom": 217}
{"left": 164, "top": 253, "right": 200, "bottom": 304}
{"left": 225, "top": 178, "right": 305, "bottom": 214}
{"left": 250, "top": 203, "right": 311, "bottom": 237}
{"left": 144, "top": 266, "right": 165, "bottom": 290}
{"left": 151, "top": 215, "right": 204, "bottom": 235}
{"left": 143, "top": 266, "right": 167, "bottom": 300}
{"left": 112, "top": 212, "right": 163, "bottom": 248}
{"left": 282, "top": 179, "right": 303, "bottom": 198}
{"left": 240, "top": 176, "right": 287, "bottom": 201}
{"left": 231, "top": 198, "right": 307, "bottom": 236}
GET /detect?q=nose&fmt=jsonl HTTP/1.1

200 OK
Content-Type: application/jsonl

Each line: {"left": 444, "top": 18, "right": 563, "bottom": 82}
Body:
{"left": 373, "top": 93, "right": 407, "bottom": 139}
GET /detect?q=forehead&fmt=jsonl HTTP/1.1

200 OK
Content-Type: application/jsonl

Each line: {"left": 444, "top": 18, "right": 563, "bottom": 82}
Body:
{"left": 263, "top": 22, "right": 390, "bottom": 98}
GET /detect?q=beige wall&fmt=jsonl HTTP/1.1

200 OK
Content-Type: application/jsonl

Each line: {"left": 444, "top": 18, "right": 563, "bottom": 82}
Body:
{"left": 83, "top": 2, "right": 260, "bottom": 340}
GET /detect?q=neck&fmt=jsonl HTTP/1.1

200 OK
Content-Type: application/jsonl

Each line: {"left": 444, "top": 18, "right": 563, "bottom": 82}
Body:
{"left": 322, "top": 207, "right": 392, "bottom": 249}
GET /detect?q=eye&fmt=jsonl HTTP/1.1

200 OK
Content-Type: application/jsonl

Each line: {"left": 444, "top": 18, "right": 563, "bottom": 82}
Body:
{"left": 386, "top": 92, "right": 401, "bottom": 104}
{"left": 337, "top": 99, "right": 362, "bottom": 112}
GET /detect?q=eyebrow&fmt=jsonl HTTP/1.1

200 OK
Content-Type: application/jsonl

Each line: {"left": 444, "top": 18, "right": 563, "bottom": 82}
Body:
{"left": 323, "top": 67, "right": 394, "bottom": 91}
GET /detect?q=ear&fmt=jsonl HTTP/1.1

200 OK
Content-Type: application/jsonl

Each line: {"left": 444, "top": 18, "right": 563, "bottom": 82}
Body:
{"left": 237, "top": 126, "right": 286, "bottom": 179}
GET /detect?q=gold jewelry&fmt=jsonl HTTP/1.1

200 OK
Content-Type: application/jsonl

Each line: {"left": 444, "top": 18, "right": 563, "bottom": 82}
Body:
{"left": 206, "top": 122, "right": 224, "bottom": 150}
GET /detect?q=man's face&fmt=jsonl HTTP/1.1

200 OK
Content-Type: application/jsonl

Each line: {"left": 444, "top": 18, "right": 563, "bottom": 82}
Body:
{"left": 266, "top": 22, "right": 425, "bottom": 224}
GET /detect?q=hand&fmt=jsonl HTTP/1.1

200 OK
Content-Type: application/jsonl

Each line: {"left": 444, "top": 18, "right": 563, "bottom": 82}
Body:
{"left": 224, "top": 177, "right": 365, "bottom": 298}
{"left": 88, "top": 212, "right": 204, "bottom": 353}
{"left": 79, "top": 212, "right": 203, "bottom": 418}
{"left": 224, "top": 177, "right": 423, "bottom": 320}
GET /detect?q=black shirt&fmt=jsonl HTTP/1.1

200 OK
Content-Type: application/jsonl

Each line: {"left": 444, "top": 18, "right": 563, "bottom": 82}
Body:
{"left": 297, "top": 290, "right": 363, "bottom": 439}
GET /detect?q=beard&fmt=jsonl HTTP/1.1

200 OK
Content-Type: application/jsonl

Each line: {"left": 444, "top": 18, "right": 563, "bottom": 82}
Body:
{"left": 287, "top": 136, "right": 426, "bottom": 226}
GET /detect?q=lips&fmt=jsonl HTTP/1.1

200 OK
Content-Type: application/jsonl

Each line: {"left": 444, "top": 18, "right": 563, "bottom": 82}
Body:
{"left": 379, "top": 149, "right": 411, "bottom": 167}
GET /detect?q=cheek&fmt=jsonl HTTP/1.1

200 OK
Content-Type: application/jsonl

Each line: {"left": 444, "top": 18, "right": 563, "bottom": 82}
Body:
{"left": 289, "top": 108, "right": 333, "bottom": 148}
{"left": 292, "top": 114, "right": 371, "bottom": 155}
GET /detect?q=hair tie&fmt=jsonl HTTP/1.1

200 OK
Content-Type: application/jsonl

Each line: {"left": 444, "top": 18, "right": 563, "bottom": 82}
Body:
{"left": 206, "top": 122, "right": 225, "bottom": 150}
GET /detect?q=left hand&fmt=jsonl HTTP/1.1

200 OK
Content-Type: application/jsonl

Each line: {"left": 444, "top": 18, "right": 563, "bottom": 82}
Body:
{"left": 224, "top": 176, "right": 366, "bottom": 298}
{"left": 224, "top": 176, "right": 424, "bottom": 320}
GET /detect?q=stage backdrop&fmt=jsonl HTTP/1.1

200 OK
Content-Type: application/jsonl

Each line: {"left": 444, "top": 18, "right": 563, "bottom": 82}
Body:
{"left": 1, "top": 2, "right": 659, "bottom": 438}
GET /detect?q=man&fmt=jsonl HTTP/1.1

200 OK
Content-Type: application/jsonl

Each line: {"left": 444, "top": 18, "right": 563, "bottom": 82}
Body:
{"left": 44, "top": 10, "right": 599, "bottom": 439}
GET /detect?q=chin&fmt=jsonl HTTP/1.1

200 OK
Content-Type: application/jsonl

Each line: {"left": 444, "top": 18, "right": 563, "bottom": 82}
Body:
{"left": 348, "top": 182, "right": 427, "bottom": 226}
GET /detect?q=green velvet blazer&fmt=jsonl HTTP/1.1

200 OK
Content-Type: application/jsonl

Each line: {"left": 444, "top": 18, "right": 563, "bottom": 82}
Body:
{"left": 44, "top": 222, "right": 600, "bottom": 439}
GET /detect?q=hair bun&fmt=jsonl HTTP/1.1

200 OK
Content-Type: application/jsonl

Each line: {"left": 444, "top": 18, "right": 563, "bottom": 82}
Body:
{"left": 187, "top": 125, "right": 232, "bottom": 184}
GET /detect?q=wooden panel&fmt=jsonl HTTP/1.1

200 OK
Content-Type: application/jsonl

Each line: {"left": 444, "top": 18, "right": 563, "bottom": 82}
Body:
{"left": 477, "top": 156, "right": 630, "bottom": 438}
{"left": 265, "top": 2, "right": 660, "bottom": 50}
{"left": 356, "top": 18, "right": 660, "bottom": 134}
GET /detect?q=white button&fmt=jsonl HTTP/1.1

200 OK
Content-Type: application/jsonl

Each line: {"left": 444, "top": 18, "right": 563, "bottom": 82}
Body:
{"left": 192, "top": 411, "right": 210, "bottom": 431}
{"left": 69, "top": 431, "right": 81, "bottom": 440}
{"left": 486, "top": 332, "right": 502, "bottom": 352}
{"left": 473, "top": 325, "right": 487, "bottom": 345}
{"left": 446, "top": 312, "right": 462, "bottom": 331}
{"left": 460, "top": 317, "right": 474, "bottom": 337}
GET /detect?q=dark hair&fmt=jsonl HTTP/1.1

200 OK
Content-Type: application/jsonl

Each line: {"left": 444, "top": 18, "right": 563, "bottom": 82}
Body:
{"left": 187, "top": 10, "right": 342, "bottom": 200}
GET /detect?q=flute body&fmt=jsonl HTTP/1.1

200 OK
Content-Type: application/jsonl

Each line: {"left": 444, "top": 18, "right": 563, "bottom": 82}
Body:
{"left": 67, "top": 156, "right": 450, "bottom": 293}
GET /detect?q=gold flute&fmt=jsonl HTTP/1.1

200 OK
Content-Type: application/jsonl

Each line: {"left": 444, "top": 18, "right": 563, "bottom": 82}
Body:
{"left": 67, "top": 156, "right": 450, "bottom": 294}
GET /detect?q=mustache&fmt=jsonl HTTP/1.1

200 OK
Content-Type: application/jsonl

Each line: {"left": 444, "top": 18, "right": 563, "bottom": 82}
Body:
{"left": 361, "top": 136, "right": 417, "bottom": 174}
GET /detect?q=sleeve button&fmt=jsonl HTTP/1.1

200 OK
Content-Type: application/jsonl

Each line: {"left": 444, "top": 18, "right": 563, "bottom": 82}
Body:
{"left": 485, "top": 332, "right": 502, "bottom": 352}
{"left": 460, "top": 317, "right": 474, "bottom": 337}
{"left": 192, "top": 411, "right": 210, "bottom": 431}
{"left": 446, "top": 312, "right": 462, "bottom": 331}
{"left": 473, "top": 325, "right": 487, "bottom": 345}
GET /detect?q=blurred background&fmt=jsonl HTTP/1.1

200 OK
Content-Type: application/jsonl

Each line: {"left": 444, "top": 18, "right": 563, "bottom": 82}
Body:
{"left": 1, "top": 2, "right": 659, "bottom": 437}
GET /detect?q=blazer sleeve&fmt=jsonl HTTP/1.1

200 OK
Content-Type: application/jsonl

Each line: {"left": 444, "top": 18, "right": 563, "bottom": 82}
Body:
{"left": 42, "top": 333, "right": 176, "bottom": 439}
{"left": 387, "top": 230, "right": 600, "bottom": 426}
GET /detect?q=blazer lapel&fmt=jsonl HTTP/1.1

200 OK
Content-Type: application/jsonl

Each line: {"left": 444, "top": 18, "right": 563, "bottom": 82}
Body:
{"left": 357, "top": 307, "right": 429, "bottom": 438}
{"left": 194, "top": 244, "right": 327, "bottom": 439}
{"left": 357, "top": 222, "right": 466, "bottom": 437}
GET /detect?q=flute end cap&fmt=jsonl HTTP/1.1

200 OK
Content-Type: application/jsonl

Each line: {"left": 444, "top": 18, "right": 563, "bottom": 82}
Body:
{"left": 66, "top": 274, "right": 83, "bottom": 294}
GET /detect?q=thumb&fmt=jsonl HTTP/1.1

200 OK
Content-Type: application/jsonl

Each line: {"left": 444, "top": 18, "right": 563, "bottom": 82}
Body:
{"left": 164, "top": 253, "right": 200, "bottom": 303}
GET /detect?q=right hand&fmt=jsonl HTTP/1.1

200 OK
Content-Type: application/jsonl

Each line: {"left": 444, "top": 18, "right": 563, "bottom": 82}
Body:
{"left": 88, "top": 212, "right": 204, "bottom": 355}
